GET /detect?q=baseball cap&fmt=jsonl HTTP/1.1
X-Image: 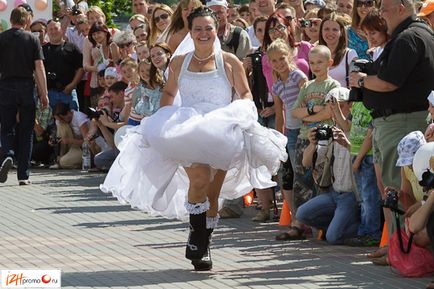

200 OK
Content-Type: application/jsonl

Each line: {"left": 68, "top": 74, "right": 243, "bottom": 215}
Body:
{"left": 19, "top": 3, "right": 33, "bottom": 17}
{"left": 206, "top": 0, "right": 228, "bottom": 8}
{"left": 418, "top": 0, "right": 434, "bottom": 16}
{"left": 396, "top": 131, "right": 427, "bottom": 167}
{"left": 324, "top": 87, "right": 350, "bottom": 102}
{"left": 104, "top": 67, "right": 118, "bottom": 79}
{"left": 428, "top": 90, "right": 434, "bottom": 106}
{"left": 304, "top": 0, "right": 326, "bottom": 8}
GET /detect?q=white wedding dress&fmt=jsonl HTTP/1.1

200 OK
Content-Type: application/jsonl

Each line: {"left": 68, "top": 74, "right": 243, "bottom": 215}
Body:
{"left": 100, "top": 50, "right": 287, "bottom": 221}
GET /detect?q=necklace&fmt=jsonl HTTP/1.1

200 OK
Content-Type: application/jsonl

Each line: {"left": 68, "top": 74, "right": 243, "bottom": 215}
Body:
{"left": 193, "top": 52, "right": 214, "bottom": 64}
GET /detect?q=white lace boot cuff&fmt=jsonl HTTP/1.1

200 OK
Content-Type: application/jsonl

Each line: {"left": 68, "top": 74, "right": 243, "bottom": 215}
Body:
{"left": 185, "top": 199, "right": 210, "bottom": 215}
{"left": 206, "top": 214, "right": 220, "bottom": 229}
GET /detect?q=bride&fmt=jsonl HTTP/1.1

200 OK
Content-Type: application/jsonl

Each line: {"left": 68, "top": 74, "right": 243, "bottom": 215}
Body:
{"left": 101, "top": 7, "right": 287, "bottom": 271}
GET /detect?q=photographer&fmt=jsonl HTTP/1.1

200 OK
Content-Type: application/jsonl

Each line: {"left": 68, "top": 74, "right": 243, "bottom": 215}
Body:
{"left": 51, "top": 102, "right": 90, "bottom": 169}
{"left": 349, "top": 0, "right": 434, "bottom": 191}
{"left": 43, "top": 19, "right": 84, "bottom": 111}
{"left": 296, "top": 125, "right": 359, "bottom": 244}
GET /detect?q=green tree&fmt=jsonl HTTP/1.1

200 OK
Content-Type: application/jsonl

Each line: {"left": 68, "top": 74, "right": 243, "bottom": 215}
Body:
{"left": 87, "top": 0, "right": 132, "bottom": 27}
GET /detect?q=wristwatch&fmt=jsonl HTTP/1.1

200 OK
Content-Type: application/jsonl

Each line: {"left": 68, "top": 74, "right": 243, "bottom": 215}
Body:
{"left": 307, "top": 102, "right": 315, "bottom": 115}
{"left": 358, "top": 76, "right": 365, "bottom": 88}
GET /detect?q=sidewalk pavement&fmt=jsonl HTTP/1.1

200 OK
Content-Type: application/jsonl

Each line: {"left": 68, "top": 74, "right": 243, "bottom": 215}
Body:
{"left": 0, "top": 169, "right": 431, "bottom": 289}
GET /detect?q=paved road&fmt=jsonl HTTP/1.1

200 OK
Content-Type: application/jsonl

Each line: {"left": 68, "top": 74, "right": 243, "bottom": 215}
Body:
{"left": 0, "top": 169, "right": 430, "bottom": 288}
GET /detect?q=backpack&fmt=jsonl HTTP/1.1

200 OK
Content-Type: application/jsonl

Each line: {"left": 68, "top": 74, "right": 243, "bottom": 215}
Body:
{"left": 227, "top": 26, "right": 242, "bottom": 55}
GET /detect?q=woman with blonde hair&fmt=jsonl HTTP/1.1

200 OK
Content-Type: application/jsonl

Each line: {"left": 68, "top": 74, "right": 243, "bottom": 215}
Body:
{"left": 348, "top": 0, "right": 376, "bottom": 60}
{"left": 149, "top": 4, "right": 173, "bottom": 45}
{"left": 86, "top": 6, "right": 106, "bottom": 26}
{"left": 156, "top": 0, "right": 202, "bottom": 52}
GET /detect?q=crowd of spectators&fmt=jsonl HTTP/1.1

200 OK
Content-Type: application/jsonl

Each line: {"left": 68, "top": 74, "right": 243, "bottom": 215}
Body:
{"left": 1, "top": 0, "right": 434, "bottom": 284}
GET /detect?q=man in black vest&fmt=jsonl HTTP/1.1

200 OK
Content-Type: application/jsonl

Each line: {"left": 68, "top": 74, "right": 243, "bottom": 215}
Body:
{"left": 349, "top": 0, "right": 434, "bottom": 190}
{"left": 0, "top": 7, "right": 49, "bottom": 185}
{"left": 43, "top": 19, "right": 83, "bottom": 111}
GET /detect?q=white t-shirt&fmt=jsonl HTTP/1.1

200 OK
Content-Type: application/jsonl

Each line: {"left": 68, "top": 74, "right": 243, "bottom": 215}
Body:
{"left": 70, "top": 110, "right": 89, "bottom": 138}
{"left": 247, "top": 26, "right": 260, "bottom": 50}
{"left": 329, "top": 49, "right": 358, "bottom": 88}
{"left": 372, "top": 46, "right": 384, "bottom": 61}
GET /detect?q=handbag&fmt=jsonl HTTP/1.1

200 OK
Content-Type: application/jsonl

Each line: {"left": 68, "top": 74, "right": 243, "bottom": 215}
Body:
{"left": 388, "top": 213, "right": 434, "bottom": 277}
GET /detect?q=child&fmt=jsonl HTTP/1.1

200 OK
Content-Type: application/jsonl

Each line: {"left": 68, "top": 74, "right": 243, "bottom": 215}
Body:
{"left": 119, "top": 58, "right": 140, "bottom": 122}
{"left": 104, "top": 67, "right": 118, "bottom": 89}
{"left": 136, "top": 41, "right": 150, "bottom": 62}
{"left": 284, "top": 45, "right": 340, "bottom": 240}
{"left": 150, "top": 43, "right": 171, "bottom": 72}
{"left": 259, "top": 39, "right": 307, "bottom": 224}
{"left": 127, "top": 60, "right": 164, "bottom": 125}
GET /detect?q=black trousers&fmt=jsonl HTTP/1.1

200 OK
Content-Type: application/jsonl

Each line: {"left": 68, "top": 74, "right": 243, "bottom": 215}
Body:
{"left": 0, "top": 79, "right": 36, "bottom": 180}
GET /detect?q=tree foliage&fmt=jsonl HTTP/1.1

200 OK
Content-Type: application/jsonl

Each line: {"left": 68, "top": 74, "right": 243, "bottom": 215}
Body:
{"left": 87, "top": 0, "right": 132, "bottom": 27}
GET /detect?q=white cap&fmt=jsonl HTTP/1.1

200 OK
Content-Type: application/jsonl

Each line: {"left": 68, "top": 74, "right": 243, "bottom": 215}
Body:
{"left": 104, "top": 67, "right": 117, "bottom": 78}
{"left": 324, "top": 87, "right": 350, "bottom": 102}
{"left": 206, "top": 0, "right": 228, "bottom": 8}
{"left": 427, "top": 91, "right": 434, "bottom": 106}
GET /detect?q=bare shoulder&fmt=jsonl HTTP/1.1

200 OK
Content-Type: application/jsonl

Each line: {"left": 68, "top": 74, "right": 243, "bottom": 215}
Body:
{"left": 222, "top": 51, "right": 242, "bottom": 67}
{"left": 168, "top": 54, "right": 187, "bottom": 75}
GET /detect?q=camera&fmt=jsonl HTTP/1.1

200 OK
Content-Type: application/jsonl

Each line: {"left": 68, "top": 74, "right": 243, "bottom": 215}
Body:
{"left": 299, "top": 19, "right": 312, "bottom": 28}
{"left": 348, "top": 59, "right": 371, "bottom": 102}
{"left": 315, "top": 124, "right": 333, "bottom": 141}
{"left": 420, "top": 169, "right": 434, "bottom": 190}
{"left": 86, "top": 107, "right": 109, "bottom": 119}
{"left": 381, "top": 190, "right": 405, "bottom": 215}
{"left": 47, "top": 72, "right": 57, "bottom": 81}
{"left": 248, "top": 51, "right": 262, "bottom": 69}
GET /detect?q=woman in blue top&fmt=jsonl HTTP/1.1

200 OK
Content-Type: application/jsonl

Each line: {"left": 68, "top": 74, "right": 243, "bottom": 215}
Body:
{"left": 347, "top": 0, "right": 376, "bottom": 60}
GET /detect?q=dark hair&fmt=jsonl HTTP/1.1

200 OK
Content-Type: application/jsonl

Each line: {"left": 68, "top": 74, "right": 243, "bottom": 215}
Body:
{"left": 89, "top": 22, "right": 112, "bottom": 47}
{"left": 187, "top": 7, "right": 219, "bottom": 31}
{"left": 97, "top": 69, "right": 106, "bottom": 77}
{"left": 318, "top": 3, "right": 336, "bottom": 19}
{"left": 262, "top": 12, "right": 297, "bottom": 51}
{"left": 428, "top": 212, "right": 434, "bottom": 257}
{"left": 10, "top": 7, "right": 29, "bottom": 26}
{"left": 53, "top": 102, "right": 70, "bottom": 116}
{"left": 238, "top": 4, "right": 250, "bottom": 14}
{"left": 108, "top": 81, "right": 128, "bottom": 93}
{"left": 360, "top": 9, "right": 388, "bottom": 35}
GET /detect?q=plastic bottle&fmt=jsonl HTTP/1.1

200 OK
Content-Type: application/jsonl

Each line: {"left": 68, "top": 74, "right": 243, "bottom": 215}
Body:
{"left": 82, "top": 140, "right": 91, "bottom": 171}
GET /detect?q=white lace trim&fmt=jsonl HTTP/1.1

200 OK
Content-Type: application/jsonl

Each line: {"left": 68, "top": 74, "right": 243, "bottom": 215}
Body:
{"left": 184, "top": 199, "right": 210, "bottom": 215}
{"left": 206, "top": 214, "right": 220, "bottom": 229}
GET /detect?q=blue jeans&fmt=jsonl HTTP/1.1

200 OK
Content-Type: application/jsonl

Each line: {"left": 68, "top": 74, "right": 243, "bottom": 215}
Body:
{"left": 353, "top": 155, "right": 382, "bottom": 239}
{"left": 285, "top": 128, "right": 300, "bottom": 170}
{"left": 0, "top": 79, "right": 36, "bottom": 180}
{"left": 48, "top": 89, "right": 79, "bottom": 111}
{"left": 258, "top": 114, "right": 275, "bottom": 129}
{"left": 296, "top": 191, "right": 359, "bottom": 244}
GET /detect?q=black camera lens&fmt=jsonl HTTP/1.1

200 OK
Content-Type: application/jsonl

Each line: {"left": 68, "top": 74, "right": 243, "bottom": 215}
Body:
{"left": 315, "top": 125, "right": 333, "bottom": 141}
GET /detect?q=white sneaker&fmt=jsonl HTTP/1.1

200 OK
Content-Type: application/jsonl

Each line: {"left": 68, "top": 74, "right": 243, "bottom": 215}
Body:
{"left": 0, "top": 157, "right": 13, "bottom": 183}
{"left": 49, "top": 163, "right": 60, "bottom": 169}
{"left": 18, "top": 180, "right": 31, "bottom": 186}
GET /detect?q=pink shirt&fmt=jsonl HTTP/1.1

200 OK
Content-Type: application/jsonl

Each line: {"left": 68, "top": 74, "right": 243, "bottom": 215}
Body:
{"left": 262, "top": 41, "right": 312, "bottom": 93}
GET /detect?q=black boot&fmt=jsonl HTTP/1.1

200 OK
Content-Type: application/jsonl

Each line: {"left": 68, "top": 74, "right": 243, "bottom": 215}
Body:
{"left": 191, "top": 228, "right": 213, "bottom": 271}
{"left": 185, "top": 201, "right": 209, "bottom": 261}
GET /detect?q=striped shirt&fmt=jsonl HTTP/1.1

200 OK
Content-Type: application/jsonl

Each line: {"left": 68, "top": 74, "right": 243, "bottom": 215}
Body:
{"left": 272, "top": 69, "right": 307, "bottom": 129}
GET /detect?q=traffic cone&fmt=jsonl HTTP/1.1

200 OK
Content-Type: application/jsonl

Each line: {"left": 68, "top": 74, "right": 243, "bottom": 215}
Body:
{"left": 279, "top": 199, "right": 291, "bottom": 226}
{"left": 379, "top": 223, "right": 388, "bottom": 247}
{"left": 243, "top": 191, "right": 254, "bottom": 207}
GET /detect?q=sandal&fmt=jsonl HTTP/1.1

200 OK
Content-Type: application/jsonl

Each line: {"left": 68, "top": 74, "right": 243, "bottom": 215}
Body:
{"left": 367, "top": 246, "right": 388, "bottom": 259}
{"left": 275, "top": 226, "right": 306, "bottom": 241}
{"left": 371, "top": 255, "right": 389, "bottom": 266}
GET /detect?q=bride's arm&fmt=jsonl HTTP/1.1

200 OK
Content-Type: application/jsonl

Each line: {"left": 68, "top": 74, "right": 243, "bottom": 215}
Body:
{"left": 160, "top": 55, "right": 183, "bottom": 107}
{"left": 224, "top": 52, "right": 253, "bottom": 100}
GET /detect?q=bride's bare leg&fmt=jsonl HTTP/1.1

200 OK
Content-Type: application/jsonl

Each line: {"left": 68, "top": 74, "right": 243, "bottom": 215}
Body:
{"left": 184, "top": 164, "right": 211, "bottom": 203}
{"left": 207, "top": 169, "right": 227, "bottom": 217}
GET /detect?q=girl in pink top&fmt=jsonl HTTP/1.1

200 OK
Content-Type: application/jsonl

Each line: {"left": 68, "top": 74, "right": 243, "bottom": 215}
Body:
{"left": 261, "top": 12, "right": 312, "bottom": 93}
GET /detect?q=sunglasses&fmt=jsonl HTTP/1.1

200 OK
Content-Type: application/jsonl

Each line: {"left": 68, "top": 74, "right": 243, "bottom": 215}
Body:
{"left": 268, "top": 24, "right": 287, "bottom": 34}
{"left": 118, "top": 42, "right": 132, "bottom": 49}
{"left": 357, "top": 0, "right": 375, "bottom": 7}
{"left": 284, "top": 15, "right": 293, "bottom": 22}
{"left": 154, "top": 13, "right": 170, "bottom": 23}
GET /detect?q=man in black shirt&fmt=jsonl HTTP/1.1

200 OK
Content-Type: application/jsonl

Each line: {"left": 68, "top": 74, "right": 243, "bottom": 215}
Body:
{"left": 43, "top": 19, "right": 84, "bottom": 111}
{"left": 349, "top": 0, "right": 434, "bottom": 189}
{"left": 0, "top": 7, "right": 49, "bottom": 185}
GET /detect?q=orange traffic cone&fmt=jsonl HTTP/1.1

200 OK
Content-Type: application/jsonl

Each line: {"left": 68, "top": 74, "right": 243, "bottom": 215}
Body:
{"left": 243, "top": 191, "right": 254, "bottom": 207}
{"left": 279, "top": 199, "right": 291, "bottom": 226}
{"left": 379, "top": 223, "right": 388, "bottom": 247}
